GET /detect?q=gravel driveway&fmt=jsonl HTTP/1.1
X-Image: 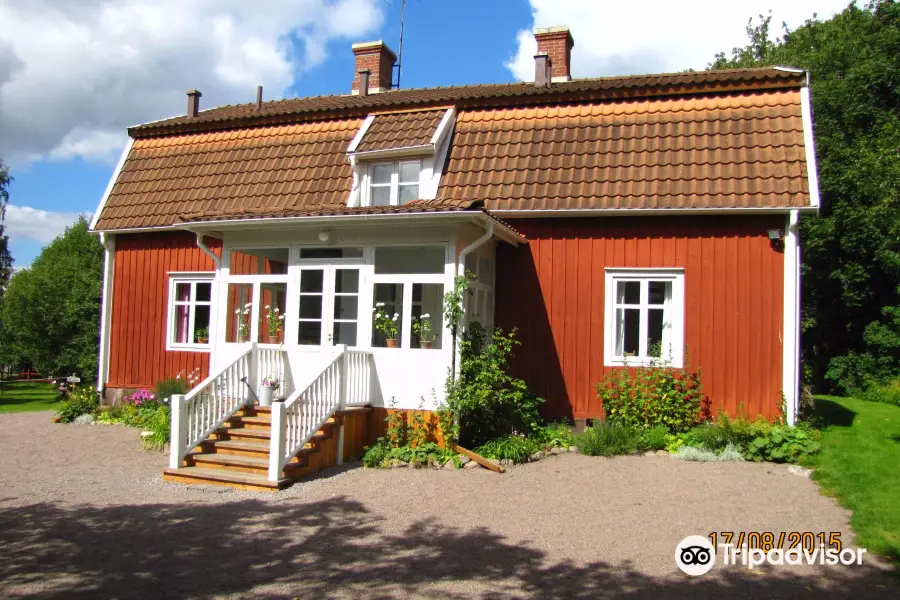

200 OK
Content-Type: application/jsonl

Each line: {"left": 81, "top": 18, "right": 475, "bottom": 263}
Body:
{"left": 1, "top": 411, "right": 897, "bottom": 599}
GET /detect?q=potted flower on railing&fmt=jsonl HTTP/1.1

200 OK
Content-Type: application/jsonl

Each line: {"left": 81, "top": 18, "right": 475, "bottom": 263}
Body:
{"left": 259, "top": 376, "right": 280, "bottom": 407}
{"left": 194, "top": 327, "right": 209, "bottom": 344}
{"left": 264, "top": 304, "right": 286, "bottom": 344}
{"left": 373, "top": 302, "right": 400, "bottom": 348}
{"left": 412, "top": 313, "right": 435, "bottom": 349}
{"left": 234, "top": 302, "right": 251, "bottom": 342}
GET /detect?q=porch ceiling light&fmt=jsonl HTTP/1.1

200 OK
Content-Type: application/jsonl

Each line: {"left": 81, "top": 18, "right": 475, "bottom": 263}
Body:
{"left": 318, "top": 230, "right": 332, "bottom": 242}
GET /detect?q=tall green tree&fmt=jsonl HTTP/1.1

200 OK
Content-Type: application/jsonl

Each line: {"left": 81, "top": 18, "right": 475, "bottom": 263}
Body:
{"left": 0, "top": 158, "right": 13, "bottom": 296}
{"left": 0, "top": 217, "right": 103, "bottom": 378}
{"left": 712, "top": 1, "right": 900, "bottom": 393}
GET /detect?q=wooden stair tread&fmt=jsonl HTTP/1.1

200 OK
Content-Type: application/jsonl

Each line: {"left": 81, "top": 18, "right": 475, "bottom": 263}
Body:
{"left": 189, "top": 453, "right": 268, "bottom": 468}
{"left": 231, "top": 415, "right": 270, "bottom": 425}
{"left": 222, "top": 428, "right": 270, "bottom": 439}
{"left": 164, "top": 467, "right": 289, "bottom": 489}
{"left": 208, "top": 439, "right": 269, "bottom": 452}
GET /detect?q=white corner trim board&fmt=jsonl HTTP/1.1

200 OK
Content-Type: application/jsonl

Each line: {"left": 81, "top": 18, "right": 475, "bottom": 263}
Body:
{"left": 800, "top": 86, "right": 821, "bottom": 210}
{"left": 97, "top": 233, "right": 116, "bottom": 391}
{"left": 782, "top": 209, "right": 801, "bottom": 425}
{"left": 89, "top": 138, "right": 134, "bottom": 231}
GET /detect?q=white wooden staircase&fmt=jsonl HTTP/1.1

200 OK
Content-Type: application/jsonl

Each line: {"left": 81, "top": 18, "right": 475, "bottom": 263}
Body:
{"left": 163, "top": 344, "right": 374, "bottom": 492}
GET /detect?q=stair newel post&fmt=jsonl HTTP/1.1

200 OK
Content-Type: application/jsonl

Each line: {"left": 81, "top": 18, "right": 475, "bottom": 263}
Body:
{"left": 169, "top": 394, "right": 187, "bottom": 469}
{"left": 269, "top": 401, "right": 286, "bottom": 482}
{"left": 337, "top": 345, "right": 349, "bottom": 465}
{"left": 249, "top": 341, "right": 259, "bottom": 407}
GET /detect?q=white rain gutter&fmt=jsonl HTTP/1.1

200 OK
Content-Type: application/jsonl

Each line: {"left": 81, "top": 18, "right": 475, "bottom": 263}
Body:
{"left": 97, "top": 232, "right": 116, "bottom": 393}
{"left": 192, "top": 230, "right": 220, "bottom": 268}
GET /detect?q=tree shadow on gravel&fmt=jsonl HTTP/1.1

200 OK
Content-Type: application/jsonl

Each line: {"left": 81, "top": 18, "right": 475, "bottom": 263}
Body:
{"left": 0, "top": 498, "right": 896, "bottom": 599}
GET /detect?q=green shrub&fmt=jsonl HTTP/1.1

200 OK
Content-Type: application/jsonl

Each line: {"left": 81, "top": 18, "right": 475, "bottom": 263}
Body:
{"left": 475, "top": 435, "right": 542, "bottom": 464}
{"left": 55, "top": 385, "right": 99, "bottom": 423}
{"left": 532, "top": 422, "right": 576, "bottom": 449}
{"left": 575, "top": 421, "right": 641, "bottom": 457}
{"left": 859, "top": 380, "right": 900, "bottom": 406}
{"left": 142, "top": 405, "right": 170, "bottom": 451}
{"left": 155, "top": 377, "right": 188, "bottom": 403}
{"left": 362, "top": 440, "right": 390, "bottom": 468}
{"left": 597, "top": 357, "right": 704, "bottom": 433}
{"left": 718, "top": 443, "right": 745, "bottom": 462}
{"left": 640, "top": 425, "right": 670, "bottom": 450}
{"left": 446, "top": 323, "right": 544, "bottom": 447}
{"left": 674, "top": 443, "right": 745, "bottom": 462}
{"left": 744, "top": 424, "right": 821, "bottom": 463}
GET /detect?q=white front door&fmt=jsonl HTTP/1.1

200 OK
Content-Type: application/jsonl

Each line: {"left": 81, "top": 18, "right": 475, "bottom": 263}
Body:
{"left": 296, "top": 266, "right": 362, "bottom": 348}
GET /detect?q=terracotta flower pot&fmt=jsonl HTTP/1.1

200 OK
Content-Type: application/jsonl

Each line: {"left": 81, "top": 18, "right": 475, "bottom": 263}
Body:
{"left": 196, "top": 337, "right": 208, "bottom": 344}
{"left": 420, "top": 341, "right": 433, "bottom": 349}
{"left": 385, "top": 338, "right": 398, "bottom": 348}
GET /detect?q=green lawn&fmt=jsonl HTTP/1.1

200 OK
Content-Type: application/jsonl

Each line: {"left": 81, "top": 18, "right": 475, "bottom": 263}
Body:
{"left": 0, "top": 381, "right": 61, "bottom": 413}
{"left": 806, "top": 395, "right": 900, "bottom": 565}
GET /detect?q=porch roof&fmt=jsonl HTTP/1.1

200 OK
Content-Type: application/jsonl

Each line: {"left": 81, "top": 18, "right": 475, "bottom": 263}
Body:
{"left": 171, "top": 198, "right": 525, "bottom": 244}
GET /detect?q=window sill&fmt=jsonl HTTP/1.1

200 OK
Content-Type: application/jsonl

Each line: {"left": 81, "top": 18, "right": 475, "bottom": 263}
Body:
{"left": 604, "top": 357, "right": 683, "bottom": 369}
{"left": 168, "top": 345, "right": 211, "bottom": 353}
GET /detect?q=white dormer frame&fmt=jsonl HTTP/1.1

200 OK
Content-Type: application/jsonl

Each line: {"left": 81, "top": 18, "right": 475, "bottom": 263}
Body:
{"left": 346, "top": 107, "right": 456, "bottom": 207}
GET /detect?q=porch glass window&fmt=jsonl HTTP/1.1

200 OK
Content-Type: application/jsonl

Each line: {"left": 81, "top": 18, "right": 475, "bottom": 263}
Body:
{"left": 298, "top": 270, "right": 325, "bottom": 345}
{"left": 258, "top": 283, "right": 287, "bottom": 345}
{"left": 168, "top": 278, "right": 212, "bottom": 349}
{"left": 367, "top": 160, "right": 421, "bottom": 206}
{"left": 226, "top": 283, "right": 253, "bottom": 343}
{"left": 230, "top": 248, "right": 289, "bottom": 276}
{"left": 604, "top": 269, "right": 685, "bottom": 368}
{"left": 332, "top": 268, "right": 360, "bottom": 346}
{"left": 463, "top": 251, "right": 495, "bottom": 331}
{"left": 371, "top": 245, "right": 445, "bottom": 349}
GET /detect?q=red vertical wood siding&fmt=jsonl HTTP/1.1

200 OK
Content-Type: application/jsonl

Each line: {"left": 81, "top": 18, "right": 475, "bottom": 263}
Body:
{"left": 106, "top": 232, "right": 221, "bottom": 389}
{"left": 496, "top": 216, "right": 785, "bottom": 421}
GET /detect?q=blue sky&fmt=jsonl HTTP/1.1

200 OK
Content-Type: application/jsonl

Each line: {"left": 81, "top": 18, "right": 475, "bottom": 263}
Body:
{"left": 1, "top": 0, "right": 852, "bottom": 266}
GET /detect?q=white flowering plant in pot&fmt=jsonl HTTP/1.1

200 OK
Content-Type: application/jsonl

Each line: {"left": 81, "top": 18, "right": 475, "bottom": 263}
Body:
{"left": 234, "top": 302, "right": 252, "bottom": 341}
{"left": 412, "top": 313, "right": 435, "bottom": 349}
{"left": 373, "top": 302, "right": 400, "bottom": 347}
{"left": 264, "top": 304, "right": 286, "bottom": 343}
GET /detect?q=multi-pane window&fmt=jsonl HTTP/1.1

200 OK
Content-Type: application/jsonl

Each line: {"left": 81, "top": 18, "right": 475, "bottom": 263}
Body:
{"left": 368, "top": 160, "right": 421, "bottom": 206}
{"left": 168, "top": 277, "right": 213, "bottom": 349}
{"left": 604, "top": 269, "right": 684, "bottom": 367}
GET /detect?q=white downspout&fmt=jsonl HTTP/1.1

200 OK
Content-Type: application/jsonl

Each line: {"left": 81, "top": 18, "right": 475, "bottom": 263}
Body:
{"left": 452, "top": 219, "right": 494, "bottom": 380}
{"left": 783, "top": 210, "right": 800, "bottom": 424}
{"left": 193, "top": 231, "right": 221, "bottom": 364}
{"left": 97, "top": 232, "right": 115, "bottom": 394}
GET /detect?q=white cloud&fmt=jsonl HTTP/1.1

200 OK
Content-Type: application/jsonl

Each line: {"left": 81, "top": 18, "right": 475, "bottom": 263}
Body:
{"left": 507, "top": 0, "right": 856, "bottom": 81}
{"left": 0, "top": 0, "right": 383, "bottom": 164}
{"left": 3, "top": 205, "right": 91, "bottom": 245}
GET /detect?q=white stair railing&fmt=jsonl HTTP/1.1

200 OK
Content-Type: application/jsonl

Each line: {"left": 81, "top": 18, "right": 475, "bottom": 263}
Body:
{"left": 257, "top": 346, "right": 293, "bottom": 397}
{"left": 169, "top": 347, "right": 252, "bottom": 469}
{"left": 268, "top": 346, "right": 375, "bottom": 481}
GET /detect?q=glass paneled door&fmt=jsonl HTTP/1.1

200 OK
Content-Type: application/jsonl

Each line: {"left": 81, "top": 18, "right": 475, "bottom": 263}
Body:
{"left": 297, "top": 266, "right": 362, "bottom": 347}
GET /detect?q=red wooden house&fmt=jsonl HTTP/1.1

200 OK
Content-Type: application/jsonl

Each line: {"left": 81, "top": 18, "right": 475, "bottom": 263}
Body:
{"left": 91, "top": 26, "right": 818, "bottom": 489}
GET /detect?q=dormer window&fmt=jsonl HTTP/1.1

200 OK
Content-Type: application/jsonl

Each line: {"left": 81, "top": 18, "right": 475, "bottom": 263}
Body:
{"left": 369, "top": 160, "right": 421, "bottom": 206}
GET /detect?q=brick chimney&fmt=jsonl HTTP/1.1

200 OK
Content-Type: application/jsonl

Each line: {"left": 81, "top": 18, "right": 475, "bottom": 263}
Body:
{"left": 351, "top": 41, "right": 396, "bottom": 94}
{"left": 534, "top": 26, "right": 574, "bottom": 81}
{"left": 186, "top": 89, "right": 202, "bottom": 118}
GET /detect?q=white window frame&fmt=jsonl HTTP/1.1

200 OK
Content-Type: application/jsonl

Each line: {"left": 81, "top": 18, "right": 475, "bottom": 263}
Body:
{"left": 366, "top": 159, "right": 422, "bottom": 206}
{"left": 167, "top": 273, "right": 215, "bottom": 352}
{"left": 603, "top": 268, "right": 685, "bottom": 368}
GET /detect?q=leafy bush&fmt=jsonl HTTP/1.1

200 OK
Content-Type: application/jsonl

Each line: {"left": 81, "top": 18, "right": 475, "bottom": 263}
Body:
{"left": 475, "top": 435, "right": 542, "bottom": 464}
{"left": 575, "top": 421, "right": 641, "bottom": 457}
{"left": 744, "top": 424, "right": 821, "bottom": 463}
{"left": 597, "top": 357, "right": 704, "bottom": 434}
{"left": 141, "top": 405, "right": 171, "bottom": 451}
{"left": 859, "top": 380, "right": 900, "bottom": 406}
{"left": 531, "top": 422, "right": 576, "bottom": 449}
{"left": 155, "top": 377, "right": 187, "bottom": 403}
{"left": 640, "top": 425, "right": 669, "bottom": 451}
{"left": 718, "top": 443, "right": 745, "bottom": 462}
{"left": 362, "top": 440, "right": 454, "bottom": 468}
{"left": 55, "top": 385, "right": 99, "bottom": 423}
{"left": 446, "top": 323, "right": 544, "bottom": 447}
{"left": 362, "top": 441, "right": 390, "bottom": 468}
{"left": 73, "top": 413, "right": 95, "bottom": 425}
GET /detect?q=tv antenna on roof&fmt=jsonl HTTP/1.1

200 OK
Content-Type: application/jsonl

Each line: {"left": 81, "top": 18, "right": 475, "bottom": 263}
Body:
{"left": 387, "top": 0, "right": 416, "bottom": 89}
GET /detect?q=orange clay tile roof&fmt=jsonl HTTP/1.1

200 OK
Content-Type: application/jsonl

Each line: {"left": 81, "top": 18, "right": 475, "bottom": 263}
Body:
{"left": 93, "top": 67, "right": 811, "bottom": 231}
{"left": 438, "top": 89, "right": 809, "bottom": 210}
{"left": 354, "top": 109, "right": 446, "bottom": 152}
